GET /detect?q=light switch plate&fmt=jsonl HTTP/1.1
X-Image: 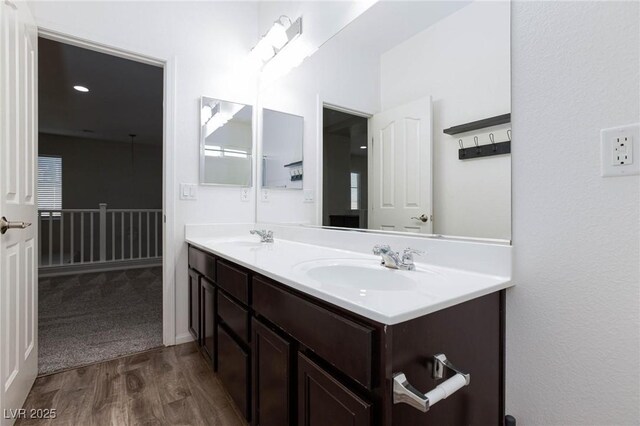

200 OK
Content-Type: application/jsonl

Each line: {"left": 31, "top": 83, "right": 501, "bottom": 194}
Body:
{"left": 261, "top": 189, "right": 269, "bottom": 202}
{"left": 180, "top": 183, "right": 197, "bottom": 200}
{"left": 601, "top": 124, "right": 640, "bottom": 177}
{"left": 241, "top": 188, "right": 250, "bottom": 202}
{"left": 304, "top": 189, "right": 314, "bottom": 203}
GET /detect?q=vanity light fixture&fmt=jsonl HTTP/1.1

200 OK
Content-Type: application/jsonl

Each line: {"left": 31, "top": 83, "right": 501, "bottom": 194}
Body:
{"left": 73, "top": 85, "right": 89, "bottom": 92}
{"left": 250, "top": 15, "right": 303, "bottom": 68}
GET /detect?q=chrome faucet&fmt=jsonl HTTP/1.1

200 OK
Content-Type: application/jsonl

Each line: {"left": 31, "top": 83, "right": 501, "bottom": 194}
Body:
{"left": 373, "top": 245, "right": 423, "bottom": 271}
{"left": 250, "top": 229, "right": 274, "bottom": 243}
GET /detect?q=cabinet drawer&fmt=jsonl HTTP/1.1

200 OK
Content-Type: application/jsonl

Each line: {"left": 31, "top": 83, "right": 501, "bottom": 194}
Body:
{"left": 217, "top": 260, "right": 250, "bottom": 305}
{"left": 218, "top": 325, "right": 250, "bottom": 420}
{"left": 218, "top": 290, "right": 250, "bottom": 344}
{"left": 253, "top": 276, "right": 374, "bottom": 388}
{"left": 188, "top": 246, "right": 215, "bottom": 282}
{"left": 298, "top": 353, "right": 371, "bottom": 426}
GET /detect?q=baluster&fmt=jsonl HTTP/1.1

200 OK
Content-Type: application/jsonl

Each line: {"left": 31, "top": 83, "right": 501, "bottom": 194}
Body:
{"left": 70, "top": 212, "right": 74, "bottom": 264}
{"left": 48, "top": 213, "right": 53, "bottom": 266}
{"left": 121, "top": 212, "right": 125, "bottom": 260}
{"left": 90, "top": 212, "right": 94, "bottom": 262}
{"left": 59, "top": 211, "right": 64, "bottom": 265}
{"left": 146, "top": 212, "right": 150, "bottom": 259}
{"left": 112, "top": 212, "right": 115, "bottom": 261}
{"left": 99, "top": 203, "right": 106, "bottom": 262}
{"left": 129, "top": 212, "right": 133, "bottom": 259}
{"left": 38, "top": 212, "right": 42, "bottom": 267}
{"left": 155, "top": 212, "right": 159, "bottom": 257}
{"left": 138, "top": 212, "right": 142, "bottom": 258}
{"left": 80, "top": 213, "right": 84, "bottom": 263}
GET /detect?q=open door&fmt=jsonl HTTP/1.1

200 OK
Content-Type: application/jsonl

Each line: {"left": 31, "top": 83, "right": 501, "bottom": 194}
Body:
{"left": 0, "top": 1, "right": 38, "bottom": 423}
{"left": 369, "top": 97, "right": 433, "bottom": 233}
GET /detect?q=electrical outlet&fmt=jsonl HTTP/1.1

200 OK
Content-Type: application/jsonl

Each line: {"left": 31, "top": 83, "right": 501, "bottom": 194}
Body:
{"left": 241, "top": 188, "right": 249, "bottom": 202}
{"left": 304, "top": 189, "right": 314, "bottom": 203}
{"left": 612, "top": 135, "right": 632, "bottom": 165}
{"left": 601, "top": 124, "right": 640, "bottom": 177}
{"left": 261, "top": 189, "right": 269, "bottom": 202}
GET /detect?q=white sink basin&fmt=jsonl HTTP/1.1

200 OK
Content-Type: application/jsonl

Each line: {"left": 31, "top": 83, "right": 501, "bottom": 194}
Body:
{"left": 293, "top": 258, "right": 432, "bottom": 293}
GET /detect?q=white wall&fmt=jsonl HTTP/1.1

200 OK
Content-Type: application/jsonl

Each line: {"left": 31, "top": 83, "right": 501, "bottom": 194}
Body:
{"left": 29, "top": 0, "right": 260, "bottom": 342}
{"left": 509, "top": 1, "right": 640, "bottom": 424}
{"left": 380, "top": 1, "right": 511, "bottom": 239}
{"left": 39, "top": 133, "right": 162, "bottom": 209}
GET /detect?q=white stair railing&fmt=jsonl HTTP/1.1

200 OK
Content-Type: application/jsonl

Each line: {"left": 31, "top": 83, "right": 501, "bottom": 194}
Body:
{"left": 38, "top": 203, "right": 162, "bottom": 268}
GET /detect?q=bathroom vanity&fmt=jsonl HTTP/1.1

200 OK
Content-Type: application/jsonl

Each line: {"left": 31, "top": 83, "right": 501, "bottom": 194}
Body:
{"left": 185, "top": 228, "right": 511, "bottom": 425}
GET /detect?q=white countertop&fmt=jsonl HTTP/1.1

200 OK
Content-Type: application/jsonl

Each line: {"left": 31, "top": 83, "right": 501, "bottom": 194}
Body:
{"left": 186, "top": 234, "right": 512, "bottom": 325}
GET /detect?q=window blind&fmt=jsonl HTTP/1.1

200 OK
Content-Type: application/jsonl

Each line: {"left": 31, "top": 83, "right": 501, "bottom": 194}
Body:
{"left": 38, "top": 156, "right": 62, "bottom": 216}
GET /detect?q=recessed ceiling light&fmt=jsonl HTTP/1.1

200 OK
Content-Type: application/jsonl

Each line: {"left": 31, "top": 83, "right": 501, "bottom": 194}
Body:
{"left": 360, "top": 145, "right": 367, "bottom": 149}
{"left": 73, "top": 85, "right": 89, "bottom": 92}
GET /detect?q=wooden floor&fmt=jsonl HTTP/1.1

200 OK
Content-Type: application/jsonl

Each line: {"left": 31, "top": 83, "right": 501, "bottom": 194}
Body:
{"left": 17, "top": 343, "right": 246, "bottom": 426}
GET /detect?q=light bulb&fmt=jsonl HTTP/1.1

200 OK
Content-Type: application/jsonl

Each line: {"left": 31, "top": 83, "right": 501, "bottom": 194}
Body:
{"left": 266, "top": 22, "right": 288, "bottom": 50}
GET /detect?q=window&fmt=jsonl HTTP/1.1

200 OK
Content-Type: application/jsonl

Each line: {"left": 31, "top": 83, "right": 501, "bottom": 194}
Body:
{"left": 38, "top": 156, "right": 62, "bottom": 217}
{"left": 350, "top": 172, "right": 359, "bottom": 210}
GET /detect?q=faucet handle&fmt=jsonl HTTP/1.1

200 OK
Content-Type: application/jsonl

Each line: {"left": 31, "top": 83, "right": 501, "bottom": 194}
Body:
{"left": 403, "top": 247, "right": 424, "bottom": 256}
{"left": 373, "top": 244, "right": 391, "bottom": 255}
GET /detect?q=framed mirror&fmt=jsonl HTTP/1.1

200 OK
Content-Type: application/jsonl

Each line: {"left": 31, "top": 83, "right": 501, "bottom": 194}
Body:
{"left": 200, "top": 97, "right": 253, "bottom": 186}
{"left": 262, "top": 109, "right": 304, "bottom": 189}
{"left": 257, "top": 1, "right": 511, "bottom": 241}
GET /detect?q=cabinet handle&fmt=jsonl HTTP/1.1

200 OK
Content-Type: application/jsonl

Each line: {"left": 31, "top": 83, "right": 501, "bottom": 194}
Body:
{"left": 393, "top": 353, "right": 470, "bottom": 412}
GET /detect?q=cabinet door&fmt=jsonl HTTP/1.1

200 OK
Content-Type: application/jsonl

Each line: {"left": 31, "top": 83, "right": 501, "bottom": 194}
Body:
{"left": 298, "top": 353, "right": 371, "bottom": 426}
{"left": 201, "top": 278, "right": 216, "bottom": 365}
{"left": 188, "top": 269, "right": 201, "bottom": 343}
{"left": 218, "top": 325, "right": 250, "bottom": 420}
{"left": 253, "top": 319, "right": 292, "bottom": 426}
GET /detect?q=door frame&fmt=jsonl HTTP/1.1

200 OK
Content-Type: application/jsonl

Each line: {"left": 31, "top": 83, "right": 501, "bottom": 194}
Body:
{"left": 316, "top": 98, "right": 373, "bottom": 227}
{"left": 36, "top": 28, "right": 177, "bottom": 346}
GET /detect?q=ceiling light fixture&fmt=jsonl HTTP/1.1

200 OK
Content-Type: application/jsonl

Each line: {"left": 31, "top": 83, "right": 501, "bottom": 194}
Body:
{"left": 73, "top": 85, "right": 89, "bottom": 92}
{"left": 249, "top": 15, "right": 302, "bottom": 68}
{"left": 360, "top": 146, "right": 367, "bottom": 149}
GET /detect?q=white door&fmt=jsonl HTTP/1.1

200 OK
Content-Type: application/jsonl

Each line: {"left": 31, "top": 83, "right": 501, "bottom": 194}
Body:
{"left": 0, "top": 1, "right": 38, "bottom": 424}
{"left": 369, "top": 97, "right": 433, "bottom": 233}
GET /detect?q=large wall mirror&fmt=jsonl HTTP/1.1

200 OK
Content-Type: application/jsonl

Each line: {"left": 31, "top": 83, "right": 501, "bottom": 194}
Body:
{"left": 258, "top": 1, "right": 511, "bottom": 241}
{"left": 200, "top": 97, "right": 253, "bottom": 186}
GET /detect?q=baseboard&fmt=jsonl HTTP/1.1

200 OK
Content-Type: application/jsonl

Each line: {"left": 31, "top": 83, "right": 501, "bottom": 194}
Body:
{"left": 39, "top": 258, "right": 162, "bottom": 278}
{"left": 175, "top": 332, "right": 194, "bottom": 345}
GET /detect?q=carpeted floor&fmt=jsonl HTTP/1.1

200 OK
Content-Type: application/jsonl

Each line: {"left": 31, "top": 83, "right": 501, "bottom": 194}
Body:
{"left": 38, "top": 267, "right": 163, "bottom": 375}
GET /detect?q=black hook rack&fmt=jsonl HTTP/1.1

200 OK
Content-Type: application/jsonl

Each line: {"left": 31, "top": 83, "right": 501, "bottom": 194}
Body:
{"left": 458, "top": 131, "right": 511, "bottom": 160}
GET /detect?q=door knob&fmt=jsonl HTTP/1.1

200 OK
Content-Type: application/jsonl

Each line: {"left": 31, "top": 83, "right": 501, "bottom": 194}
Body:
{"left": 411, "top": 214, "right": 429, "bottom": 223}
{"left": 0, "top": 216, "right": 32, "bottom": 234}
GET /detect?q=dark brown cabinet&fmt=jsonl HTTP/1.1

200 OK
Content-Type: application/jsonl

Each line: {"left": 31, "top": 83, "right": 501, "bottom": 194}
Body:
{"left": 187, "top": 244, "right": 505, "bottom": 426}
{"left": 200, "top": 278, "right": 216, "bottom": 364}
{"left": 252, "top": 318, "right": 292, "bottom": 426}
{"left": 298, "top": 353, "right": 371, "bottom": 426}
{"left": 218, "top": 325, "right": 250, "bottom": 420}
{"left": 188, "top": 268, "right": 200, "bottom": 343}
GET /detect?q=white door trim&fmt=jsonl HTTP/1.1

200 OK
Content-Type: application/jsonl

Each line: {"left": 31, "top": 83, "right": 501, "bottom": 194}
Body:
{"left": 36, "top": 27, "right": 177, "bottom": 346}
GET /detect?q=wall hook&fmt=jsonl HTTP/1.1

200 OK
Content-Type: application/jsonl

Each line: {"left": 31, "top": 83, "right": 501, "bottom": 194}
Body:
{"left": 458, "top": 139, "right": 466, "bottom": 157}
{"left": 489, "top": 133, "right": 496, "bottom": 151}
{"left": 473, "top": 136, "right": 481, "bottom": 153}
{"left": 507, "top": 129, "right": 512, "bottom": 141}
